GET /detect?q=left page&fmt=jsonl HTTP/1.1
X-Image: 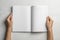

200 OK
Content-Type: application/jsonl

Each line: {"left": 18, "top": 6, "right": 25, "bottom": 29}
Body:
{"left": 13, "top": 5, "right": 31, "bottom": 32}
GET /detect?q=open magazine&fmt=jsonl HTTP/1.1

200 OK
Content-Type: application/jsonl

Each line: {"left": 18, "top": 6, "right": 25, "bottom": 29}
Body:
{"left": 13, "top": 5, "right": 48, "bottom": 32}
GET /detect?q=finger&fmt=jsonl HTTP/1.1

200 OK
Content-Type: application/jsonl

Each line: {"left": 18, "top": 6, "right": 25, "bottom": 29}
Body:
{"left": 48, "top": 16, "right": 53, "bottom": 22}
{"left": 46, "top": 16, "right": 50, "bottom": 22}
{"left": 9, "top": 13, "right": 13, "bottom": 18}
{"left": 49, "top": 17, "right": 54, "bottom": 25}
{"left": 48, "top": 16, "right": 52, "bottom": 20}
{"left": 7, "top": 13, "right": 12, "bottom": 21}
{"left": 10, "top": 14, "right": 13, "bottom": 22}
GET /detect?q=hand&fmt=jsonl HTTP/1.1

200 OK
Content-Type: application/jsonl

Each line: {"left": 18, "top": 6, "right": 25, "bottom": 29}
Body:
{"left": 6, "top": 13, "right": 12, "bottom": 28}
{"left": 5, "top": 13, "right": 12, "bottom": 40}
{"left": 46, "top": 16, "right": 53, "bottom": 31}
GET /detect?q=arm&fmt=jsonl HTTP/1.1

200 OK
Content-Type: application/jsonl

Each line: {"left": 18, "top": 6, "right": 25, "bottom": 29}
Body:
{"left": 46, "top": 16, "right": 53, "bottom": 40}
{"left": 5, "top": 14, "right": 12, "bottom": 40}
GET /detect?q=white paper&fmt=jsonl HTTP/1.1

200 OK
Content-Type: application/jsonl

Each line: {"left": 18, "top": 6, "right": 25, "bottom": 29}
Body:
{"left": 13, "top": 5, "right": 48, "bottom": 32}
{"left": 13, "top": 5, "right": 31, "bottom": 32}
{"left": 31, "top": 6, "right": 48, "bottom": 32}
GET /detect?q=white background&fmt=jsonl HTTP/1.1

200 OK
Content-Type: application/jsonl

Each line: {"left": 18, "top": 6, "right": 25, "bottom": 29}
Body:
{"left": 0, "top": 0, "right": 60, "bottom": 40}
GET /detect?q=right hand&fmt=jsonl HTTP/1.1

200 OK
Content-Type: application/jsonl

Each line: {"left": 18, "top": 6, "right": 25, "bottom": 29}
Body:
{"left": 46, "top": 16, "right": 53, "bottom": 31}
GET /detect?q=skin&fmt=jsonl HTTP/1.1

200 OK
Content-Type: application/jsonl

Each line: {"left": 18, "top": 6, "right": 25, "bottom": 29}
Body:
{"left": 5, "top": 14, "right": 53, "bottom": 40}
{"left": 46, "top": 16, "right": 53, "bottom": 40}
{"left": 5, "top": 14, "right": 12, "bottom": 40}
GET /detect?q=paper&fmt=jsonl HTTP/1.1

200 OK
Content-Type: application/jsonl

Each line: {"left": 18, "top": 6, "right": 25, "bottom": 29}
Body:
{"left": 13, "top": 6, "right": 31, "bottom": 32}
{"left": 13, "top": 5, "right": 48, "bottom": 32}
{"left": 31, "top": 6, "right": 48, "bottom": 32}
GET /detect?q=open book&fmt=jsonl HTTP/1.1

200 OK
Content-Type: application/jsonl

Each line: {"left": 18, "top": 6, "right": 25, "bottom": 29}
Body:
{"left": 13, "top": 5, "right": 48, "bottom": 32}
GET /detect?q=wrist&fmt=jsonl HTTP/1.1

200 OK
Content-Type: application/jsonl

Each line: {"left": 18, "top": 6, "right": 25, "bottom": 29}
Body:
{"left": 47, "top": 28, "right": 52, "bottom": 32}
{"left": 7, "top": 27, "right": 12, "bottom": 31}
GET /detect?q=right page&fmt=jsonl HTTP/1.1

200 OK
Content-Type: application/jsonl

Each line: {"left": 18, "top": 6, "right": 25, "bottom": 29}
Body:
{"left": 31, "top": 5, "right": 48, "bottom": 32}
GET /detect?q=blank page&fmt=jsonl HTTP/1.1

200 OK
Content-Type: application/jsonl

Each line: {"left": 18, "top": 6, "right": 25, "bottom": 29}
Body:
{"left": 31, "top": 5, "right": 48, "bottom": 32}
{"left": 13, "top": 5, "right": 31, "bottom": 32}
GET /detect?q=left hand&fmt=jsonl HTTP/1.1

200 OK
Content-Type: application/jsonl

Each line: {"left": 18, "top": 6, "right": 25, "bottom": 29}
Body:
{"left": 6, "top": 13, "right": 12, "bottom": 28}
